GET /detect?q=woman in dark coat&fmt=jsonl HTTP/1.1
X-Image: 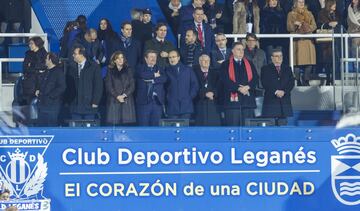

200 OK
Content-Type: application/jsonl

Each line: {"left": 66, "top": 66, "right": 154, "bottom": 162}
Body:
{"left": 317, "top": 0, "right": 341, "bottom": 85}
{"left": 36, "top": 53, "right": 66, "bottom": 126}
{"left": 98, "top": 18, "right": 119, "bottom": 66}
{"left": 105, "top": 51, "right": 136, "bottom": 125}
{"left": 193, "top": 54, "right": 221, "bottom": 126}
{"left": 22, "top": 36, "right": 47, "bottom": 124}
{"left": 260, "top": 0, "right": 287, "bottom": 58}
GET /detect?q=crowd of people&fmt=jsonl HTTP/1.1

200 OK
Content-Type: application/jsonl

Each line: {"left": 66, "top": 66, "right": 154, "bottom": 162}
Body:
{"left": 12, "top": 0, "right": 360, "bottom": 127}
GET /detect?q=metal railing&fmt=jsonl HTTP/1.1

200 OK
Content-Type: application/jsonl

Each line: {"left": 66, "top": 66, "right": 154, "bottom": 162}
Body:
{"left": 0, "top": 33, "right": 49, "bottom": 50}
{"left": 224, "top": 33, "right": 360, "bottom": 70}
{"left": 0, "top": 33, "right": 48, "bottom": 111}
{"left": 0, "top": 58, "right": 24, "bottom": 111}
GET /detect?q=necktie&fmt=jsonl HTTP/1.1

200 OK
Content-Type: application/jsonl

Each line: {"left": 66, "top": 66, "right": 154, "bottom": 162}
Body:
{"left": 221, "top": 49, "right": 226, "bottom": 59}
{"left": 78, "top": 64, "right": 82, "bottom": 77}
{"left": 204, "top": 72, "right": 208, "bottom": 78}
{"left": 276, "top": 66, "right": 281, "bottom": 74}
{"left": 197, "top": 24, "right": 204, "bottom": 48}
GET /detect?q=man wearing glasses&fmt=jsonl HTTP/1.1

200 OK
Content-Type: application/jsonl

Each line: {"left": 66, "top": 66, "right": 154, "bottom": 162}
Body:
{"left": 211, "top": 33, "right": 231, "bottom": 70}
{"left": 261, "top": 48, "right": 295, "bottom": 125}
{"left": 244, "top": 33, "right": 267, "bottom": 85}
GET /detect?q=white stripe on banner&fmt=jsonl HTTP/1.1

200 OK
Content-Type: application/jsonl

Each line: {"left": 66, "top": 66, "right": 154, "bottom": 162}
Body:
{"left": 19, "top": 160, "right": 25, "bottom": 183}
{"left": 59, "top": 169, "right": 321, "bottom": 176}
{"left": 11, "top": 160, "right": 16, "bottom": 182}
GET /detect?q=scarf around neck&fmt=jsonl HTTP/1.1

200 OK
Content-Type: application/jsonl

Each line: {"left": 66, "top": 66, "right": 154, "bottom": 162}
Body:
{"left": 228, "top": 55, "right": 253, "bottom": 101}
{"left": 348, "top": 5, "right": 360, "bottom": 27}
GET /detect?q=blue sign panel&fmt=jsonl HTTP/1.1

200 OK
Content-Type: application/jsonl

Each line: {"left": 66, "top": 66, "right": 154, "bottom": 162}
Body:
{"left": 0, "top": 127, "right": 360, "bottom": 211}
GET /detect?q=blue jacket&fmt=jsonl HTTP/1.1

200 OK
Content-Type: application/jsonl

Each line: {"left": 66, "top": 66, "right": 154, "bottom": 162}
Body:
{"left": 165, "top": 63, "right": 199, "bottom": 115}
{"left": 135, "top": 64, "right": 167, "bottom": 105}
{"left": 116, "top": 38, "right": 142, "bottom": 70}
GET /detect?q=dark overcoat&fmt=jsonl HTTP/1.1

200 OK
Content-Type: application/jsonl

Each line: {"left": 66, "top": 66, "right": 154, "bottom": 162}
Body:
{"left": 261, "top": 63, "right": 295, "bottom": 117}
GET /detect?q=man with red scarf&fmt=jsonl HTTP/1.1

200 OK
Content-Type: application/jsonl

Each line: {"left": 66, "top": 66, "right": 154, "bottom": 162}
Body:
{"left": 220, "top": 42, "right": 258, "bottom": 126}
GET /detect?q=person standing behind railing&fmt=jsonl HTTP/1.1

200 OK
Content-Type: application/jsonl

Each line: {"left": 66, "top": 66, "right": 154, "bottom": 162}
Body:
{"left": 233, "top": 0, "right": 260, "bottom": 35}
{"left": 260, "top": 0, "right": 288, "bottom": 62}
{"left": 317, "top": 0, "right": 342, "bottom": 85}
{"left": 0, "top": 0, "right": 26, "bottom": 44}
{"left": 287, "top": 0, "right": 317, "bottom": 86}
{"left": 22, "top": 36, "right": 47, "bottom": 125}
{"left": 347, "top": 0, "right": 360, "bottom": 58}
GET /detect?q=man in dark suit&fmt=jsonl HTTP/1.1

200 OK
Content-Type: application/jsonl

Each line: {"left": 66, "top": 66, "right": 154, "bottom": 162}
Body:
{"left": 180, "top": 0, "right": 205, "bottom": 25}
{"left": 65, "top": 45, "right": 103, "bottom": 120}
{"left": 261, "top": 48, "right": 295, "bottom": 123}
{"left": 165, "top": 50, "right": 199, "bottom": 119}
{"left": 117, "top": 21, "right": 142, "bottom": 70}
{"left": 211, "top": 33, "right": 231, "bottom": 69}
{"left": 144, "top": 23, "right": 176, "bottom": 68}
{"left": 193, "top": 54, "right": 221, "bottom": 126}
{"left": 180, "top": 29, "right": 203, "bottom": 67}
{"left": 220, "top": 42, "right": 259, "bottom": 126}
{"left": 181, "top": 7, "right": 215, "bottom": 54}
{"left": 135, "top": 50, "right": 167, "bottom": 126}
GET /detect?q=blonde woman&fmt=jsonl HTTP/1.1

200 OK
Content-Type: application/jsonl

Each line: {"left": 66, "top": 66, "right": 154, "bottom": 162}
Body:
{"left": 287, "top": 0, "right": 317, "bottom": 86}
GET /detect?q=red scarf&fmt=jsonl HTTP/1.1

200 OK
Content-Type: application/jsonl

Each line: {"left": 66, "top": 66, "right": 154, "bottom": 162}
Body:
{"left": 228, "top": 55, "right": 253, "bottom": 102}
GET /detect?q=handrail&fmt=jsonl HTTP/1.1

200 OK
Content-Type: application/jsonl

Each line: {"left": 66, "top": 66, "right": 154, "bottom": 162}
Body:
{"left": 0, "top": 33, "right": 49, "bottom": 52}
{"left": 225, "top": 33, "right": 360, "bottom": 39}
{"left": 0, "top": 58, "right": 24, "bottom": 111}
{"left": 224, "top": 33, "right": 360, "bottom": 70}
{"left": 0, "top": 33, "right": 48, "bottom": 37}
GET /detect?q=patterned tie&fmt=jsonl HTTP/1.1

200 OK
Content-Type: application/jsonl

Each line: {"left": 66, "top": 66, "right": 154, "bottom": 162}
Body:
{"left": 204, "top": 72, "right": 208, "bottom": 78}
{"left": 276, "top": 66, "right": 281, "bottom": 74}
{"left": 197, "top": 23, "right": 204, "bottom": 48}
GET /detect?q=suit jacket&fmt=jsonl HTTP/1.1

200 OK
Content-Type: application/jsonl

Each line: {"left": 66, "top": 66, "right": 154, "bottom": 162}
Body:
{"left": 116, "top": 38, "right": 142, "bottom": 70}
{"left": 220, "top": 58, "right": 259, "bottom": 109}
{"left": 135, "top": 64, "right": 167, "bottom": 105}
{"left": 65, "top": 60, "right": 103, "bottom": 114}
{"left": 181, "top": 21, "right": 215, "bottom": 54}
{"left": 144, "top": 38, "right": 176, "bottom": 68}
{"left": 38, "top": 66, "right": 66, "bottom": 110}
{"left": 193, "top": 65, "right": 218, "bottom": 100}
{"left": 165, "top": 63, "right": 199, "bottom": 115}
{"left": 261, "top": 63, "right": 295, "bottom": 117}
{"left": 193, "top": 64, "right": 221, "bottom": 126}
{"left": 211, "top": 47, "right": 231, "bottom": 69}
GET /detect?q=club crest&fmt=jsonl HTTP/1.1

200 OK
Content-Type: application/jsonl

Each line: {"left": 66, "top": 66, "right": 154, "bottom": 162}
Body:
{"left": 0, "top": 135, "right": 53, "bottom": 210}
{"left": 331, "top": 133, "right": 360, "bottom": 206}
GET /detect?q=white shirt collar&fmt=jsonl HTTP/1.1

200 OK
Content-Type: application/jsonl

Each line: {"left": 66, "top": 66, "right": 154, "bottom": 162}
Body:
{"left": 194, "top": 21, "right": 202, "bottom": 27}
{"left": 78, "top": 59, "right": 86, "bottom": 68}
{"left": 156, "top": 37, "right": 164, "bottom": 42}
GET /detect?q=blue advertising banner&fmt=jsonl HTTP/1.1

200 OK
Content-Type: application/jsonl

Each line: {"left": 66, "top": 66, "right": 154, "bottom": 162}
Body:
{"left": 0, "top": 127, "right": 360, "bottom": 211}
